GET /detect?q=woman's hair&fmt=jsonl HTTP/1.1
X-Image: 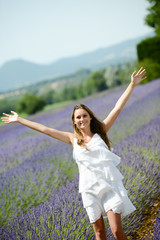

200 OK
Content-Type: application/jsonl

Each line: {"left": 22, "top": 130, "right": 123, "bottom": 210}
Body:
{"left": 72, "top": 104, "right": 111, "bottom": 151}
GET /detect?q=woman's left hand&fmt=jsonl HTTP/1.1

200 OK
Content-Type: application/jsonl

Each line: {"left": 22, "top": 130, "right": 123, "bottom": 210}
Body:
{"left": 131, "top": 67, "right": 147, "bottom": 86}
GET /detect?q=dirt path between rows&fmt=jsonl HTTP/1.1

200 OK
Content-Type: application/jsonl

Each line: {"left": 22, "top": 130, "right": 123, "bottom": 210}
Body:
{"left": 128, "top": 196, "right": 160, "bottom": 239}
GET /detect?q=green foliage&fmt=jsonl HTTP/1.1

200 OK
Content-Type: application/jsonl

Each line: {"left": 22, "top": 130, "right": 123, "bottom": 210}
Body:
{"left": 0, "top": 98, "right": 18, "bottom": 114}
{"left": 80, "top": 81, "right": 91, "bottom": 96}
{"left": 16, "top": 93, "right": 46, "bottom": 114}
{"left": 47, "top": 70, "right": 108, "bottom": 103}
{"left": 2, "top": 62, "right": 152, "bottom": 118}
{"left": 136, "top": 0, "right": 160, "bottom": 82}
{"left": 137, "top": 58, "right": 160, "bottom": 82}
{"left": 74, "top": 84, "right": 86, "bottom": 99}
{"left": 41, "top": 89, "right": 56, "bottom": 105}
{"left": 104, "top": 66, "right": 122, "bottom": 87}
{"left": 145, "top": 0, "right": 160, "bottom": 35}
{"left": 60, "top": 86, "right": 77, "bottom": 101}
{"left": 84, "top": 70, "right": 108, "bottom": 94}
{"left": 137, "top": 36, "right": 160, "bottom": 63}
{"left": 118, "top": 61, "right": 138, "bottom": 85}
{"left": 43, "top": 100, "right": 72, "bottom": 111}
{"left": 0, "top": 64, "right": 140, "bottom": 119}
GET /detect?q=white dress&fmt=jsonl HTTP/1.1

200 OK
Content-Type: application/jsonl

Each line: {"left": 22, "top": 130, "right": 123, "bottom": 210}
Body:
{"left": 73, "top": 133, "right": 136, "bottom": 223}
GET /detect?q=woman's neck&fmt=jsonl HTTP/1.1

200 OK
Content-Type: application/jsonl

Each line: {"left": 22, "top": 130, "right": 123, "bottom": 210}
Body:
{"left": 80, "top": 129, "right": 94, "bottom": 139}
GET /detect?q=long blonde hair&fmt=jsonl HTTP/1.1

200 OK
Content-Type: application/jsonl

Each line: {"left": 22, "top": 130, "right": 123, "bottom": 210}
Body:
{"left": 72, "top": 104, "right": 111, "bottom": 151}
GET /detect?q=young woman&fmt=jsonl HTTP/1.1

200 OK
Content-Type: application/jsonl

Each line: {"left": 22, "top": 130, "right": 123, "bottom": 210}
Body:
{"left": 1, "top": 67, "right": 146, "bottom": 240}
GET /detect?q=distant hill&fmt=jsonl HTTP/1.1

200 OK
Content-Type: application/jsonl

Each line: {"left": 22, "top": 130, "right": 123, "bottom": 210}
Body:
{"left": 0, "top": 32, "right": 154, "bottom": 93}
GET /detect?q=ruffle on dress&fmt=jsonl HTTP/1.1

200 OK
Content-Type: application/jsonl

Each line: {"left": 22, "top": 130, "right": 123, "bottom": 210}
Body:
{"left": 73, "top": 133, "right": 136, "bottom": 218}
{"left": 73, "top": 133, "right": 122, "bottom": 193}
{"left": 81, "top": 177, "right": 136, "bottom": 218}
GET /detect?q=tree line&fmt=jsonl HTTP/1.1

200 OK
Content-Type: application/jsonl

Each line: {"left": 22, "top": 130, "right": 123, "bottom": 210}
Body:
{"left": 136, "top": 0, "right": 160, "bottom": 83}
{"left": 0, "top": 62, "right": 137, "bottom": 115}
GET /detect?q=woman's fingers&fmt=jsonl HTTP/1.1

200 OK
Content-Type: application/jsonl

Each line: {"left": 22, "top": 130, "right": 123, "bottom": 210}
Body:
{"left": 132, "top": 68, "right": 145, "bottom": 78}
{"left": 1, "top": 117, "right": 8, "bottom": 120}
{"left": 3, "top": 113, "right": 9, "bottom": 117}
{"left": 141, "top": 76, "right": 147, "bottom": 81}
{"left": 132, "top": 71, "right": 136, "bottom": 77}
{"left": 138, "top": 69, "right": 146, "bottom": 76}
{"left": 131, "top": 67, "right": 147, "bottom": 85}
{"left": 2, "top": 111, "right": 16, "bottom": 116}
{"left": 1, "top": 113, "right": 11, "bottom": 123}
{"left": 1, "top": 111, "right": 18, "bottom": 124}
{"left": 11, "top": 110, "right": 16, "bottom": 114}
{"left": 1, "top": 117, "right": 9, "bottom": 123}
{"left": 136, "top": 67, "right": 143, "bottom": 75}
{"left": 135, "top": 68, "right": 146, "bottom": 80}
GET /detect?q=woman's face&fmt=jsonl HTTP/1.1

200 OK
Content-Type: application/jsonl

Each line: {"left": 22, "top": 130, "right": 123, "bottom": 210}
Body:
{"left": 74, "top": 108, "right": 92, "bottom": 130}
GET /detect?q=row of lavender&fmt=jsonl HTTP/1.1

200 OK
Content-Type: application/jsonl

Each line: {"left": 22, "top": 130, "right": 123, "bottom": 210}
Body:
{"left": 115, "top": 115, "right": 160, "bottom": 239}
{"left": 1, "top": 112, "right": 160, "bottom": 239}
{"left": 0, "top": 79, "right": 160, "bottom": 239}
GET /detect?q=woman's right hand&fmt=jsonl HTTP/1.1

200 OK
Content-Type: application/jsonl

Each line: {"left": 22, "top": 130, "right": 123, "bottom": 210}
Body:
{"left": 1, "top": 111, "right": 19, "bottom": 123}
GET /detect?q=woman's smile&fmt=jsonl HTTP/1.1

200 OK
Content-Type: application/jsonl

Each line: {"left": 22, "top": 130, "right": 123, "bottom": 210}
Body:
{"left": 74, "top": 108, "right": 92, "bottom": 129}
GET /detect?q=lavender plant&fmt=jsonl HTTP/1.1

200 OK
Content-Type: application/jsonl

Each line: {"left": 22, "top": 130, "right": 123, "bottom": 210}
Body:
{"left": 0, "top": 79, "right": 160, "bottom": 239}
{"left": 0, "top": 79, "right": 160, "bottom": 174}
{"left": 0, "top": 114, "right": 160, "bottom": 239}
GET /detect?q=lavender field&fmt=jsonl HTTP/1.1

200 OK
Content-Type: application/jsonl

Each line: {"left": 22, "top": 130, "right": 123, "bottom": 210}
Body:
{"left": 0, "top": 79, "right": 160, "bottom": 239}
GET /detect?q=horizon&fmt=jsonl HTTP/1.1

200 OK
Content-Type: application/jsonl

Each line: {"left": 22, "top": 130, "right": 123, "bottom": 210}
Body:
{"left": 1, "top": 31, "right": 153, "bottom": 67}
{"left": 0, "top": 0, "right": 151, "bottom": 67}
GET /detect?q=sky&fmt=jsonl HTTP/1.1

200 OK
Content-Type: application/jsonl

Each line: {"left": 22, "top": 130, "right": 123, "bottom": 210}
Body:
{"left": 0, "top": 0, "right": 152, "bottom": 67}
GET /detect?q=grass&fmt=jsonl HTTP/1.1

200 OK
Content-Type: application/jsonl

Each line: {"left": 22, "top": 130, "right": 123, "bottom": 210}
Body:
{"left": 43, "top": 100, "right": 72, "bottom": 111}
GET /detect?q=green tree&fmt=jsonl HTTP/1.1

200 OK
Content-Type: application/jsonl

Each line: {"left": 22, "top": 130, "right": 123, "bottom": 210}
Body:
{"left": 145, "top": 0, "right": 160, "bottom": 35}
{"left": 137, "top": 58, "right": 160, "bottom": 82}
{"left": 59, "top": 86, "right": 77, "bottom": 101}
{"left": 75, "top": 84, "right": 86, "bottom": 99}
{"left": 104, "top": 66, "right": 121, "bottom": 87}
{"left": 118, "top": 61, "right": 138, "bottom": 85}
{"left": 85, "top": 71, "right": 107, "bottom": 95}
{"left": 16, "top": 93, "right": 45, "bottom": 114}
{"left": 42, "top": 90, "right": 56, "bottom": 105}
{"left": 137, "top": 0, "right": 160, "bottom": 64}
{"left": 137, "top": 36, "right": 160, "bottom": 64}
{"left": 136, "top": 0, "right": 160, "bottom": 82}
{"left": 0, "top": 98, "right": 18, "bottom": 114}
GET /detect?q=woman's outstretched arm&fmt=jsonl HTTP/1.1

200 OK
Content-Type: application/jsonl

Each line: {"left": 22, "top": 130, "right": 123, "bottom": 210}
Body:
{"left": 1, "top": 111, "right": 74, "bottom": 145}
{"left": 103, "top": 67, "right": 147, "bottom": 132}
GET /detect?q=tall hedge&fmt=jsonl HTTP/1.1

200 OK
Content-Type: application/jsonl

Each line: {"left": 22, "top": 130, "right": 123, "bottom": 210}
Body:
{"left": 137, "top": 58, "right": 160, "bottom": 82}
{"left": 137, "top": 36, "right": 160, "bottom": 63}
